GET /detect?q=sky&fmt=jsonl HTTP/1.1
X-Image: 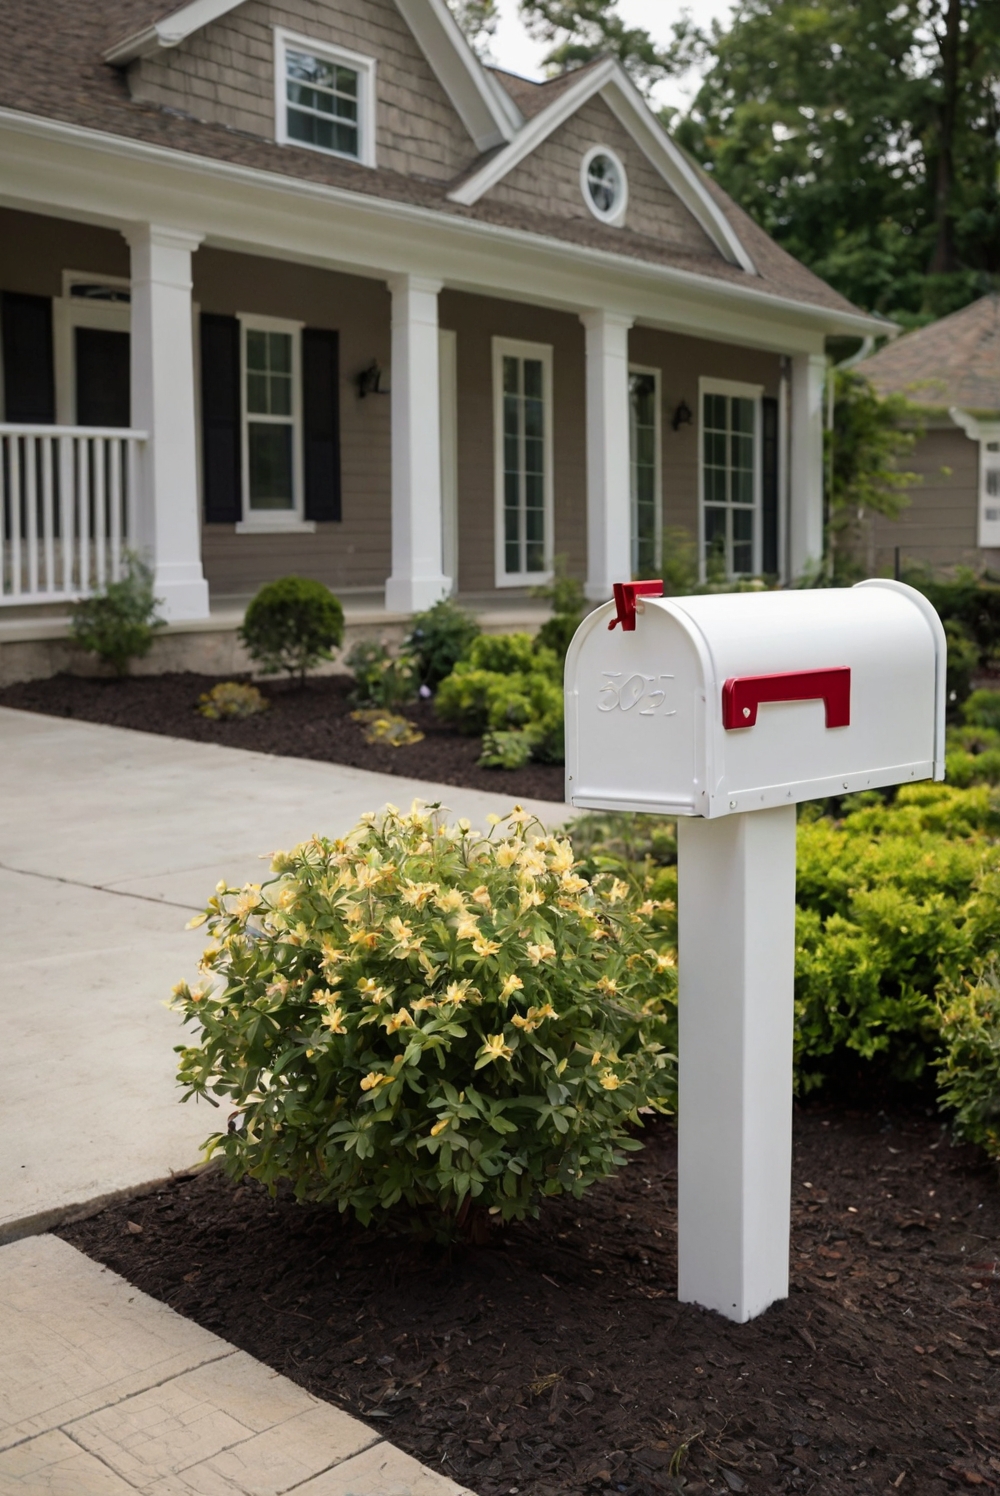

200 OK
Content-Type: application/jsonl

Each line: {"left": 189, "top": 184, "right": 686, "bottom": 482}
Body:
{"left": 487, "top": 0, "right": 737, "bottom": 113}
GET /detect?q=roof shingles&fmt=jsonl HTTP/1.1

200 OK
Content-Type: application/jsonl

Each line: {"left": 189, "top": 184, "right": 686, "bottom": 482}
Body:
{"left": 861, "top": 295, "right": 1000, "bottom": 415}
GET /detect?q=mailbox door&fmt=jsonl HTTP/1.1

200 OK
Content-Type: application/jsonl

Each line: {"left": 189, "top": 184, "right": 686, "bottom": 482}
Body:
{"left": 565, "top": 605, "right": 710, "bottom": 815}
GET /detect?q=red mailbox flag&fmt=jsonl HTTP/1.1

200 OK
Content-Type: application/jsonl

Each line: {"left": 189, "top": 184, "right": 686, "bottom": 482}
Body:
{"left": 608, "top": 580, "right": 664, "bottom": 632}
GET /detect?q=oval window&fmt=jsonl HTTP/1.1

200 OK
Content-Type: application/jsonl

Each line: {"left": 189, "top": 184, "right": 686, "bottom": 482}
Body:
{"left": 581, "top": 147, "right": 628, "bottom": 224}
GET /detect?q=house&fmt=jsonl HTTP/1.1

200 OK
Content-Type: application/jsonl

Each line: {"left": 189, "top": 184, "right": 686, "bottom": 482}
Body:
{"left": 0, "top": 0, "right": 887, "bottom": 660}
{"left": 859, "top": 294, "right": 1000, "bottom": 576}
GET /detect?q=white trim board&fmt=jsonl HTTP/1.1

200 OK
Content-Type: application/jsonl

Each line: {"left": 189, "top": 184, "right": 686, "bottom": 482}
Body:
{"left": 448, "top": 57, "right": 756, "bottom": 274}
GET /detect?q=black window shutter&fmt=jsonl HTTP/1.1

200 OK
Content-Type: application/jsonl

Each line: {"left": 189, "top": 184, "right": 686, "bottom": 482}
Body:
{"left": 1, "top": 292, "right": 55, "bottom": 423}
{"left": 761, "top": 395, "right": 779, "bottom": 576}
{"left": 200, "top": 313, "right": 242, "bottom": 523}
{"left": 302, "top": 326, "right": 341, "bottom": 523}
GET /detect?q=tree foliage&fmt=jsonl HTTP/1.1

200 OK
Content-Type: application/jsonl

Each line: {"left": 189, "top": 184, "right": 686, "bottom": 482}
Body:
{"left": 674, "top": 0, "right": 1000, "bottom": 321}
{"left": 517, "top": 0, "right": 679, "bottom": 92}
{"left": 827, "top": 370, "right": 920, "bottom": 577}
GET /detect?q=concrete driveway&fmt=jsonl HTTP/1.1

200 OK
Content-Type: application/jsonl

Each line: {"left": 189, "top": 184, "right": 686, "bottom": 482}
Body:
{"left": 0, "top": 707, "right": 566, "bottom": 1239}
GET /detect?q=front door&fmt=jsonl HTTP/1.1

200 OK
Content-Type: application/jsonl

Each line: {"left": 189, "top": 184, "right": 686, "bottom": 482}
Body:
{"left": 75, "top": 327, "right": 130, "bottom": 428}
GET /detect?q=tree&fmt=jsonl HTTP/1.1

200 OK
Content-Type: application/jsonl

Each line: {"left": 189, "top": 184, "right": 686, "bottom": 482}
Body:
{"left": 826, "top": 370, "right": 920, "bottom": 580}
{"left": 447, "top": 0, "right": 499, "bottom": 57}
{"left": 517, "top": 0, "right": 681, "bottom": 94}
{"left": 674, "top": 0, "right": 1000, "bottom": 322}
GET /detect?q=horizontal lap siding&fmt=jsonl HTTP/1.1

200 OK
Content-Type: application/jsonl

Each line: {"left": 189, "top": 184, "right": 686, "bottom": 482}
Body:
{"left": 439, "top": 291, "right": 587, "bottom": 594}
{"left": 483, "top": 96, "right": 720, "bottom": 257}
{"left": 195, "top": 247, "right": 390, "bottom": 597}
{"left": 129, "top": 0, "right": 478, "bottom": 182}
{"left": 628, "top": 327, "right": 782, "bottom": 558}
{"left": 870, "top": 427, "right": 1000, "bottom": 571}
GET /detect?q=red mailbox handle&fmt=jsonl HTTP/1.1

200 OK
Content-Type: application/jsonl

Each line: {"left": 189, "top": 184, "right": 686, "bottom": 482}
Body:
{"left": 722, "top": 667, "right": 851, "bottom": 730}
{"left": 608, "top": 580, "right": 663, "bottom": 631}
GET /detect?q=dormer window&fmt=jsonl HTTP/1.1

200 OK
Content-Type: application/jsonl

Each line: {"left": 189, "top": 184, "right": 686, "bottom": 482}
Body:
{"left": 581, "top": 146, "right": 628, "bottom": 226}
{"left": 274, "top": 29, "right": 376, "bottom": 167}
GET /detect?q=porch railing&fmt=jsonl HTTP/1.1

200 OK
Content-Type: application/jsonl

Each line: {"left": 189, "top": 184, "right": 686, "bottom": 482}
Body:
{"left": 0, "top": 425, "right": 147, "bottom": 606}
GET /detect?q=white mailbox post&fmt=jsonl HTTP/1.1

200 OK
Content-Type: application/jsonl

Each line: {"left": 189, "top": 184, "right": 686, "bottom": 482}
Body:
{"left": 564, "top": 580, "right": 946, "bottom": 1322}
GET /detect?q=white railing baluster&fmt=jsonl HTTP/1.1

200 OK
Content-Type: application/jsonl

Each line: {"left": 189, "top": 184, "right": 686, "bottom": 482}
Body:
{"left": 41, "top": 436, "right": 55, "bottom": 595}
{"left": 25, "top": 435, "right": 39, "bottom": 598}
{"left": 8, "top": 435, "right": 22, "bottom": 599}
{"left": 58, "top": 434, "right": 74, "bottom": 595}
{"left": 93, "top": 438, "right": 107, "bottom": 588}
{"left": 0, "top": 424, "right": 147, "bottom": 605}
{"left": 109, "top": 438, "right": 123, "bottom": 581}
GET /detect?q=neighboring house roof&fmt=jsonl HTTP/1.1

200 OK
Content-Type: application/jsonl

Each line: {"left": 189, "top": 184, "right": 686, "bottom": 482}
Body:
{"left": 861, "top": 294, "right": 1000, "bottom": 417}
{"left": 0, "top": 0, "right": 879, "bottom": 327}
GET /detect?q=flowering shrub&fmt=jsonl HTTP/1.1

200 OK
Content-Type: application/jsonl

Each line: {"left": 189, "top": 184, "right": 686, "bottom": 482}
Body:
{"left": 174, "top": 804, "right": 675, "bottom": 1238}
{"left": 197, "top": 681, "right": 269, "bottom": 719}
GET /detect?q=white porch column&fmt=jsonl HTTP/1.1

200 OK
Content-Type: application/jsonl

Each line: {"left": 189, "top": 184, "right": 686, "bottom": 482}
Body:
{"left": 385, "top": 274, "right": 451, "bottom": 613}
{"left": 125, "top": 224, "right": 209, "bottom": 621}
{"left": 788, "top": 351, "right": 826, "bottom": 582}
{"left": 581, "top": 309, "right": 634, "bottom": 602}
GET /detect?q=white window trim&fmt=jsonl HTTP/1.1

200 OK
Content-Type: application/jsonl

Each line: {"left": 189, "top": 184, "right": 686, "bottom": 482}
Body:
{"left": 698, "top": 376, "right": 764, "bottom": 582}
{"left": 629, "top": 362, "right": 661, "bottom": 574}
{"left": 951, "top": 408, "right": 1000, "bottom": 549}
{"left": 235, "top": 312, "right": 315, "bottom": 535}
{"left": 580, "top": 144, "right": 628, "bottom": 228}
{"left": 493, "top": 336, "right": 554, "bottom": 589}
{"left": 439, "top": 327, "right": 459, "bottom": 593}
{"left": 274, "top": 27, "right": 377, "bottom": 169}
{"left": 53, "top": 270, "right": 131, "bottom": 426}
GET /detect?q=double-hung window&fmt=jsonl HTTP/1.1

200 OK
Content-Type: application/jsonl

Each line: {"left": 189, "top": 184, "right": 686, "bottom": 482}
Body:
{"left": 700, "top": 378, "right": 762, "bottom": 578}
{"left": 274, "top": 29, "right": 376, "bottom": 167}
{"left": 493, "top": 338, "right": 553, "bottom": 586}
{"left": 237, "top": 315, "right": 309, "bottom": 531}
{"left": 629, "top": 367, "right": 661, "bottom": 575}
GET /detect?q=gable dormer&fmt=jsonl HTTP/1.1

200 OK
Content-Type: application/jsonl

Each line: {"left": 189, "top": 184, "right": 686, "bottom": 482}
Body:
{"left": 108, "top": 0, "right": 520, "bottom": 182}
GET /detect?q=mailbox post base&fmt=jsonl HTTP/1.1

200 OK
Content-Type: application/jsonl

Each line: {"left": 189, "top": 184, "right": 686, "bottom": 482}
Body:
{"left": 676, "top": 805, "right": 797, "bottom": 1323}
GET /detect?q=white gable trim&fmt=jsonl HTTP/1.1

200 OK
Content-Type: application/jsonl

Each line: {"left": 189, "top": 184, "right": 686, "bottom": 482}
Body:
{"left": 393, "top": 0, "right": 521, "bottom": 151}
{"left": 104, "top": 0, "right": 521, "bottom": 152}
{"left": 448, "top": 58, "right": 756, "bottom": 275}
{"left": 105, "top": 0, "right": 246, "bottom": 63}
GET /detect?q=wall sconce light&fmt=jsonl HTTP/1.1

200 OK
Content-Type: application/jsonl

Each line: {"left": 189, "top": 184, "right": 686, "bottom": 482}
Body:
{"left": 672, "top": 398, "right": 693, "bottom": 432}
{"left": 355, "top": 361, "right": 389, "bottom": 399}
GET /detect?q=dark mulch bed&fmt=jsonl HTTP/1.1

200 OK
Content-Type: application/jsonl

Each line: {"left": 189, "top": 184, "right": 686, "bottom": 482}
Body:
{"left": 0, "top": 672, "right": 565, "bottom": 802}
{"left": 59, "top": 1107, "right": 1000, "bottom": 1496}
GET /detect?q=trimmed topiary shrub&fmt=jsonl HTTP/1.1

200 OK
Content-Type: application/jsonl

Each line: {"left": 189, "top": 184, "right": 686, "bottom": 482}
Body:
{"left": 70, "top": 552, "right": 164, "bottom": 676}
{"left": 239, "top": 576, "right": 344, "bottom": 684}
{"left": 174, "top": 804, "right": 675, "bottom": 1239}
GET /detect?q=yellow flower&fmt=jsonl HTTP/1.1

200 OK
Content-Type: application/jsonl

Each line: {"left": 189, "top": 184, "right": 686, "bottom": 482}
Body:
{"left": 479, "top": 1033, "right": 514, "bottom": 1064}
{"left": 511, "top": 1013, "right": 536, "bottom": 1031}
{"left": 185, "top": 912, "right": 209, "bottom": 929}
{"left": 517, "top": 846, "right": 547, "bottom": 877}
{"left": 648, "top": 949, "right": 676, "bottom": 971}
{"left": 310, "top": 985, "right": 341, "bottom": 1005}
{"left": 472, "top": 934, "right": 501, "bottom": 958}
{"left": 486, "top": 813, "right": 503, "bottom": 826}
{"left": 360, "top": 1071, "right": 391, "bottom": 1091}
{"left": 526, "top": 942, "right": 556, "bottom": 965}
{"left": 457, "top": 818, "right": 472, "bottom": 833}
{"left": 455, "top": 915, "right": 481, "bottom": 942}
{"left": 357, "top": 977, "right": 393, "bottom": 1005}
{"left": 547, "top": 842, "right": 575, "bottom": 874}
{"left": 382, "top": 1008, "right": 415, "bottom": 1033}
{"left": 600, "top": 1071, "right": 620, "bottom": 1090}
{"left": 171, "top": 980, "right": 191, "bottom": 1000}
{"left": 559, "top": 873, "right": 589, "bottom": 895}
{"left": 441, "top": 980, "right": 472, "bottom": 1006}
{"left": 349, "top": 929, "right": 380, "bottom": 949}
{"left": 342, "top": 902, "right": 365, "bottom": 925}
{"left": 596, "top": 976, "right": 619, "bottom": 995}
{"left": 507, "top": 805, "right": 531, "bottom": 826}
{"left": 321, "top": 1006, "right": 347, "bottom": 1034}
{"left": 512, "top": 1002, "right": 558, "bottom": 1033}
{"left": 434, "top": 888, "right": 467, "bottom": 913}
{"left": 430, "top": 1118, "right": 450, "bottom": 1136}
{"left": 607, "top": 878, "right": 629, "bottom": 905}
{"left": 320, "top": 942, "right": 347, "bottom": 968}
{"left": 495, "top": 841, "right": 519, "bottom": 868}
{"left": 410, "top": 995, "right": 438, "bottom": 1011}
{"left": 519, "top": 886, "right": 545, "bottom": 913}
{"left": 274, "top": 886, "right": 298, "bottom": 911}
{"left": 532, "top": 1002, "right": 558, "bottom": 1022}
{"left": 215, "top": 880, "right": 228, "bottom": 895}
{"left": 198, "top": 946, "right": 220, "bottom": 971}
{"left": 500, "top": 973, "right": 524, "bottom": 1000}
{"left": 401, "top": 880, "right": 439, "bottom": 907}
{"left": 591, "top": 1050, "right": 602, "bottom": 1066}
{"left": 388, "top": 915, "right": 425, "bottom": 956}
{"left": 471, "top": 885, "right": 492, "bottom": 909}
{"left": 233, "top": 884, "right": 263, "bottom": 918}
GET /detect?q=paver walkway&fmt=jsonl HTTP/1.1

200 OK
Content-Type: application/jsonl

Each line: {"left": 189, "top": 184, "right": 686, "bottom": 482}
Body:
{"left": 0, "top": 708, "right": 565, "bottom": 1240}
{"left": 0, "top": 1233, "right": 472, "bottom": 1495}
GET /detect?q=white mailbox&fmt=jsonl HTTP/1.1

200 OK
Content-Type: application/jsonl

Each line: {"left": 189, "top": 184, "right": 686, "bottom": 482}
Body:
{"left": 565, "top": 579, "right": 947, "bottom": 818}
{"left": 563, "top": 580, "right": 946, "bottom": 1325}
